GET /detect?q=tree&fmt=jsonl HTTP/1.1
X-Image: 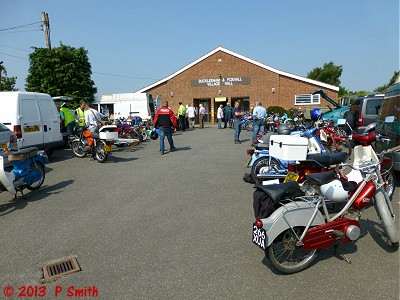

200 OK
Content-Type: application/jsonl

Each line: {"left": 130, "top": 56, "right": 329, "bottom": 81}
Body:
{"left": 374, "top": 71, "right": 400, "bottom": 93}
{"left": 307, "top": 61, "right": 342, "bottom": 87}
{"left": 26, "top": 44, "right": 97, "bottom": 107}
{"left": 0, "top": 64, "right": 17, "bottom": 91}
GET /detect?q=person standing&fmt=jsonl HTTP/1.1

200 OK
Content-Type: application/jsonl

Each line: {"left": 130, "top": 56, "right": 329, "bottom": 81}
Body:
{"left": 217, "top": 104, "right": 224, "bottom": 129}
{"left": 75, "top": 100, "right": 86, "bottom": 127}
{"left": 232, "top": 101, "right": 244, "bottom": 144}
{"left": 223, "top": 102, "right": 232, "bottom": 128}
{"left": 198, "top": 104, "right": 206, "bottom": 128}
{"left": 60, "top": 103, "right": 76, "bottom": 136}
{"left": 178, "top": 102, "right": 186, "bottom": 132}
{"left": 153, "top": 100, "right": 177, "bottom": 155}
{"left": 84, "top": 103, "right": 102, "bottom": 133}
{"left": 251, "top": 101, "right": 267, "bottom": 144}
{"left": 186, "top": 104, "right": 196, "bottom": 129}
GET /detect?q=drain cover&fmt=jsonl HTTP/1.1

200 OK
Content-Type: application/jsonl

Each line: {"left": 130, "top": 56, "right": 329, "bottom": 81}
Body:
{"left": 41, "top": 256, "right": 81, "bottom": 282}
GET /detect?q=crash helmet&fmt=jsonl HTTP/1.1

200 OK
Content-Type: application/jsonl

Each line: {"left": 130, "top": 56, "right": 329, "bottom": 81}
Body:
{"left": 277, "top": 124, "right": 291, "bottom": 135}
{"left": 150, "top": 131, "right": 158, "bottom": 140}
{"left": 310, "top": 108, "right": 322, "bottom": 121}
{"left": 320, "top": 180, "right": 349, "bottom": 202}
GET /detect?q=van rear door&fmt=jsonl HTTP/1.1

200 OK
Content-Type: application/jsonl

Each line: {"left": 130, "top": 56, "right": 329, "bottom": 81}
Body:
{"left": 19, "top": 95, "right": 43, "bottom": 147}
{"left": 37, "top": 96, "right": 61, "bottom": 143}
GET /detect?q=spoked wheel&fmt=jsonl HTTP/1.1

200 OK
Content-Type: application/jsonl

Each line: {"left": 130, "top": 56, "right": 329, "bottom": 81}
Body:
{"left": 250, "top": 156, "right": 281, "bottom": 183}
{"left": 374, "top": 189, "right": 399, "bottom": 248}
{"left": 95, "top": 141, "right": 109, "bottom": 163}
{"left": 140, "top": 129, "right": 148, "bottom": 140}
{"left": 71, "top": 141, "right": 88, "bottom": 158}
{"left": 381, "top": 166, "right": 395, "bottom": 200}
{"left": 26, "top": 162, "right": 45, "bottom": 191}
{"left": 266, "top": 227, "right": 320, "bottom": 274}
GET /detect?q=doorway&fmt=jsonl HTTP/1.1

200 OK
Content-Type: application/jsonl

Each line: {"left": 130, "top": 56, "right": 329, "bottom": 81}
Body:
{"left": 193, "top": 98, "right": 211, "bottom": 124}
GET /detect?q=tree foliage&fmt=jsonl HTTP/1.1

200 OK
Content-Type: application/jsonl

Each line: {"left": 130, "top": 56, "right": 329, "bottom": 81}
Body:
{"left": 307, "top": 61, "right": 342, "bottom": 87}
{"left": 0, "top": 64, "right": 17, "bottom": 91}
{"left": 374, "top": 71, "right": 400, "bottom": 93}
{"left": 26, "top": 44, "right": 97, "bottom": 107}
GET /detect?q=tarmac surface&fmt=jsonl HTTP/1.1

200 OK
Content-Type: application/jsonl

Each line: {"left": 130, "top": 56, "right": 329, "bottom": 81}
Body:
{"left": 0, "top": 124, "right": 399, "bottom": 299}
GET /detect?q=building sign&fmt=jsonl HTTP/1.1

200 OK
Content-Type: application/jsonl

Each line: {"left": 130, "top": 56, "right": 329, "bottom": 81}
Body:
{"left": 191, "top": 77, "right": 250, "bottom": 87}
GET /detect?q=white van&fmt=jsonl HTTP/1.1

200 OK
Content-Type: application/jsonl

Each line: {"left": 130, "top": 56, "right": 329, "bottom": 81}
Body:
{"left": 0, "top": 92, "right": 65, "bottom": 153}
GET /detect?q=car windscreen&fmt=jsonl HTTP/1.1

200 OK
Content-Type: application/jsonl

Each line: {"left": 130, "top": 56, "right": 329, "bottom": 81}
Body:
{"left": 0, "top": 123, "right": 11, "bottom": 132}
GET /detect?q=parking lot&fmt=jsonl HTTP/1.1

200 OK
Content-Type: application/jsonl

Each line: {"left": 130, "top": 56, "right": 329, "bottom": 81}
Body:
{"left": 0, "top": 126, "right": 399, "bottom": 299}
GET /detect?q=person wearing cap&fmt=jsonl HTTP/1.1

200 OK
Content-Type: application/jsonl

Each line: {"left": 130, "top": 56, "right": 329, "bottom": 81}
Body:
{"left": 75, "top": 100, "right": 86, "bottom": 127}
{"left": 60, "top": 102, "right": 76, "bottom": 136}
{"left": 178, "top": 102, "right": 186, "bottom": 132}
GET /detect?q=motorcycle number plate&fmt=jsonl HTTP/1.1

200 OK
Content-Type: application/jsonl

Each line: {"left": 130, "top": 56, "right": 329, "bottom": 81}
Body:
{"left": 104, "top": 144, "right": 113, "bottom": 152}
{"left": 0, "top": 143, "right": 6, "bottom": 149}
{"left": 252, "top": 224, "right": 266, "bottom": 250}
{"left": 283, "top": 171, "right": 299, "bottom": 183}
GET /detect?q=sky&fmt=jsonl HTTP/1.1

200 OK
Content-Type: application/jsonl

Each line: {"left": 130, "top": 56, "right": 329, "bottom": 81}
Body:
{"left": 0, "top": 0, "right": 399, "bottom": 98}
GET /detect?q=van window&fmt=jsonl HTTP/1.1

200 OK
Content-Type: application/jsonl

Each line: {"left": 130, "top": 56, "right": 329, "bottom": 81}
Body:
{"left": 21, "top": 98, "right": 40, "bottom": 121}
{"left": 378, "top": 98, "right": 400, "bottom": 120}
{"left": 366, "top": 98, "right": 382, "bottom": 115}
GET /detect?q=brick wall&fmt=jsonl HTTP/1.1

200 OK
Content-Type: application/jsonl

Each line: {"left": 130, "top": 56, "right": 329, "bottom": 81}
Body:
{"left": 144, "top": 50, "right": 338, "bottom": 120}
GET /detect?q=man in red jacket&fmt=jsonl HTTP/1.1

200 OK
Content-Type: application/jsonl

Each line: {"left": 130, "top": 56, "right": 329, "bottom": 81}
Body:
{"left": 153, "top": 100, "right": 177, "bottom": 155}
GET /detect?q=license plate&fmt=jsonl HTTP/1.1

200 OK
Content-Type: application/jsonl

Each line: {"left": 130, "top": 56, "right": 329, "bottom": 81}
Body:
{"left": 252, "top": 223, "right": 266, "bottom": 250}
{"left": 104, "top": 144, "right": 112, "bottom": 152}
{"left": 23, "top": 125, "right": 40, "bottom": 132}
{"left": 0, "top": 143, "right": 6, "bottom": 149}
{"left": 283, "top": 171, "right": 299, "bottom": 183}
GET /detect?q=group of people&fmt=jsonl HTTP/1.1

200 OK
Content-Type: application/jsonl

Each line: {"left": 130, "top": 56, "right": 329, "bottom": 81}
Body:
{"left": 59, "top": 101, "right": 104, "bottom": 135}
{"left": 177, "top": 102, "right": 207, "bottom": 131}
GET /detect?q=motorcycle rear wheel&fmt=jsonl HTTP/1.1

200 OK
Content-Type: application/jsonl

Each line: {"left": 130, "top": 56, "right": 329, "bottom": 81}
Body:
{"left": 72, "top": 141, "right": 88, "bottom": 158}
{"left": 250, "top": 156, "right": 281, "bottom": 184}
{"left": 95, "top": 141, "right": 109, "bottom": 163}
{"left": 26, "top": 162, "right": 45, "bottom": 191}
{"left": 266, "top": 227, "right": 320, "bottom": 274}
{"left": 374, "top": 189, "right": 399, "bottom": 248}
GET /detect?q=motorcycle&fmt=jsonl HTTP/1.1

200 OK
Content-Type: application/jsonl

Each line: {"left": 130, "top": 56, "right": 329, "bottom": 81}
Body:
{"left": 252, "top": 144, "right": 400, "bottom": 274}
{"left": 70, "top": 125, "right": 117, "bottom": 163}
{"left": 0, "top": 147, "right": 48, "bottom": 198}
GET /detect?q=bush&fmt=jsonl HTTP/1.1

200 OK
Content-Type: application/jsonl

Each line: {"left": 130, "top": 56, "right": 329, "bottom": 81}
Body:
{"left": 266, "top": 106, "right": 287, "bottom": 116}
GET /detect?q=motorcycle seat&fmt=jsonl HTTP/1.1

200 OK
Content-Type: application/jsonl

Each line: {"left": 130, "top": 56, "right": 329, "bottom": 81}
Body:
{"left": 8, "top": 147, "right": 39, "bottom": 162}
{"left": 305, "top": 152, "right": 348, "bottom": 168}
{"left": 254, "top": 180, "right": 304, "bottom": 204}
{"left": 254, "top": 144, "right": 269, "bottom": 150}
{"left": 91, "top": 132, "right": 100, "bottom": 139}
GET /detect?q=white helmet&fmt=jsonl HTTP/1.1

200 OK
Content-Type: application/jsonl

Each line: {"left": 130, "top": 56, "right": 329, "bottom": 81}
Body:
{"left": 320, "top": 180, "right": 349, "bottom": 202}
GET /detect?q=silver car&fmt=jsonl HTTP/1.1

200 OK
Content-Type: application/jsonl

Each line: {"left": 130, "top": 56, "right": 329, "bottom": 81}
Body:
{"left": 0, "top": 122, "right": 18, "bottom": 166}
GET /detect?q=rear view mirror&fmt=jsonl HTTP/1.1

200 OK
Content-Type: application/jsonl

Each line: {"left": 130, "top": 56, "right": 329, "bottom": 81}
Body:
{"left": 337, "top": 119, "right": 346, "bottom": 125}
{"left": 385, "top": 116, "right": 395, "bottom": 123}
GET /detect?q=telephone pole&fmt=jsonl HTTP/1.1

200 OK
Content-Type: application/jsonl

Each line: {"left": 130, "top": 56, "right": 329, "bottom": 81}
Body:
{"left": 41, "top": 11, "right": 51, "bottom": 50}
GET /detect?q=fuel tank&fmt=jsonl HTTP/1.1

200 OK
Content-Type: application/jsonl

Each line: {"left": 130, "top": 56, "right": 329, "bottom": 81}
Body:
{"left": 351, "top": 181, "right": 376, "bottom": 210}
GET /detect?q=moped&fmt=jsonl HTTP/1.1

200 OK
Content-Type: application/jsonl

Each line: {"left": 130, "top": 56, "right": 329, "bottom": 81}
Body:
{"left": 0, "top": 147, "right": 48, "bottom": 198}
{"left": 252, "top": 144, "right": 400, "bottom": 274}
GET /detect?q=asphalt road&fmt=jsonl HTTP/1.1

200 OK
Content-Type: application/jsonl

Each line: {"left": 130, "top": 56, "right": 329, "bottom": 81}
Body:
{"left": 0, "top": 125, "right": 399, "bottom": 300}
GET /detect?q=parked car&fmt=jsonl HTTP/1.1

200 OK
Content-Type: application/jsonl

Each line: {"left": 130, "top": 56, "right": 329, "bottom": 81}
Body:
{"left": 375, "top": 83, "right": 400, "bottom": 172}
{"left": 0, "top": 122, "right": 18, "bottom": 167}
{"left": 312, "top": 89, "right": 350, "bottom": 125}
{"left": 353, "top": 93, "right": 384, "bottom": 133}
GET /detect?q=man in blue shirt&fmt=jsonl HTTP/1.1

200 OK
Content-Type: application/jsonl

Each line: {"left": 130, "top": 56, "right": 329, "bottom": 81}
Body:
{"left": 252, "top": 101, "right": 267, "bottom": 144}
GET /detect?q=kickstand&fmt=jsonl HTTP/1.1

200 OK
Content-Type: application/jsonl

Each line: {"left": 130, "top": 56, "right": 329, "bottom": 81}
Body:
{"left": 334, "top": 244, "right": 351, "bottom": 264}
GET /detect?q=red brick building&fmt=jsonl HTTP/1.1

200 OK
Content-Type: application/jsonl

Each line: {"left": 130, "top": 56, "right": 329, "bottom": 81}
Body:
{"left": 137, "top": 47, "right": 339, "bottom": 123}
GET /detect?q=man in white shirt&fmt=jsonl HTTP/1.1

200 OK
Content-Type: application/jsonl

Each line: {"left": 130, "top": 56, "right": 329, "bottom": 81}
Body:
{"left": 217, "top": 104, "right": 224, "bottom": 129}
{"left": 186, "top": 104, "right": 196, "bottom": 129}
{"left": 84, "top": 103, "right": 102, "bottom": 133}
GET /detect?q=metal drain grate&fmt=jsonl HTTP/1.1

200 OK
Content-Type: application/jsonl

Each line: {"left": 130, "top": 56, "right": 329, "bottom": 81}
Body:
{"left": 41, "top": 256, "right": 81, "bottom": 282}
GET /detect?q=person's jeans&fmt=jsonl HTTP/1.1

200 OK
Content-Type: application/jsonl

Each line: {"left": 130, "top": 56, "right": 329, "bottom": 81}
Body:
{"left": 233, "top": 119, "right": 242, "bottom": 141}
{"left": 218, "top": 118, "right": 222, "bottom": 129}
{"left": 252, "top": 119, "right": 264, "bottom": 144}
{"left": 159, "top": 127, "right": 175, "bottom": 152}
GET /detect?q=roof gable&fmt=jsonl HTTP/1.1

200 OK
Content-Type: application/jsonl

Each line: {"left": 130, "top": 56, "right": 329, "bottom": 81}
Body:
{"left": 136, "top": 46, "right": 339, "bottom": 93}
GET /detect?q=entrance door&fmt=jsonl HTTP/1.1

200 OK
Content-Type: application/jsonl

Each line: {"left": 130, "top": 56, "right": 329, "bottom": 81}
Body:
{"left": 193, "top": 98, "right": 211, "bottom": 124}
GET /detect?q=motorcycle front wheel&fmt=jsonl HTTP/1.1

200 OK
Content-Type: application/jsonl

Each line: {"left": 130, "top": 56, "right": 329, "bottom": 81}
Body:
{"left": 374, "top": 189, "right": 399, "bottom": 248}
{"left": 72, "top": 141, "right": 88, "bottom": 158}
{"left": 381, "top": 166, "right": 395, "bottom": 200}
{"left": 250, "top": 156, "right": 281, "bottom": 184}
{"left": 26, "top": 162, "right": 45, "bottom": 191}
{"left": 95, "top": 141, "right": 109, "bottom": 163}
{"left": 266, "top": 227, "right": 320, "bottom": 274}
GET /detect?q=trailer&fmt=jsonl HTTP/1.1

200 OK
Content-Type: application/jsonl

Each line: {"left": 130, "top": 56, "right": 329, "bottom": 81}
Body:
{"left": 94, "top": 92, "right": 155, "bottom": 121}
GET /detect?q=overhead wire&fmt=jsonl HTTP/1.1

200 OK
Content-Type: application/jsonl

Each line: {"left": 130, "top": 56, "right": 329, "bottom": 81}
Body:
{"left": 0, "top": 22, "right": 42, "bottom": 32}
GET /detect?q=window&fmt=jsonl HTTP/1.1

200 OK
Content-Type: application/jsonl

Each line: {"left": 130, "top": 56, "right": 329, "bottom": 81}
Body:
{"left": 295, "top": 94, "right": 320, "bottom": 105}
{"left": 365, "top": 98, "right": 382, "bottom": 115}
